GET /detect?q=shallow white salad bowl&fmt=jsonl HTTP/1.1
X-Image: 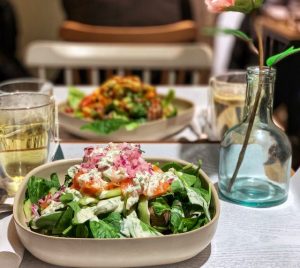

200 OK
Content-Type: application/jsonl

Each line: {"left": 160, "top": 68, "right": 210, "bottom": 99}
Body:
{"left": 58, "top": 96, "right": 195, "bottom": 141}
{"left": 14, "top": 158, "right": 220, "bottom": 267}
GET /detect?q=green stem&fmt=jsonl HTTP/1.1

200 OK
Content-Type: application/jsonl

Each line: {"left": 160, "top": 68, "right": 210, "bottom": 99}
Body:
{"left": 137, "top": 196, "right": 150, "bottom": 225}
{"left": 99, "top": 188, "right": 122, "bottom": 199}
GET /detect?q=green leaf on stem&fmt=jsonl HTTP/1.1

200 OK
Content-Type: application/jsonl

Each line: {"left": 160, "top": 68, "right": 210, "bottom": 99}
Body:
{"left": 203, "top": 27, "right": 258, "bottom": 55}
{"left": 204, "top": 27, "right": 252, "bottom": 42}
{"left": 266, "top": 46, "right": 300, "bottom": 67}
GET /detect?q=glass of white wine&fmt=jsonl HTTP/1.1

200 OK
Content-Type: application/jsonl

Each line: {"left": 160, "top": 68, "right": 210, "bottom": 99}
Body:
{"left": 209, "top": 71, "right": 247, "bottom": 140}
{"left": 0, "top": 91, "right": 59, "bottom": 196}
{"left": 0, "top": 78, "right": 53, "bottom": 95}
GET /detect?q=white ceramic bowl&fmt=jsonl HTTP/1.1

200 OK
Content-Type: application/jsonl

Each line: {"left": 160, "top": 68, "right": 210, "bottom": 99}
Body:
{"left": 58, "top": 96, "right": 195, "bottom": 141}
{"left": 14, "top": 158, "right": 220, "bottom": 267}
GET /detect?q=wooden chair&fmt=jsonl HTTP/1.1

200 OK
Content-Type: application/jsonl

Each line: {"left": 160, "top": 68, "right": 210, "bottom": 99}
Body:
{"left": 25, "top": 41, "right": 212, "bottom": 85}
{"left": 59, "top": 20, "right": 206, "bottom": 84}
{"left": 57, "top": 19, "right": 213, "bottom": 84}
{"left": 60, "top": 20, "right": 198, "bottom": 44}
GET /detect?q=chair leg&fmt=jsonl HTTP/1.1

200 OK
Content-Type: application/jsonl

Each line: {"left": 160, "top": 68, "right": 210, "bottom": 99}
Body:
{"left": 176, "top": 70, "right": 186, "bottom": 84}
{"left": 200, "top": 70, "right": 210, "bottom": 85}
{"left": 160, "top": 70, "right": 169, "bottom": 85}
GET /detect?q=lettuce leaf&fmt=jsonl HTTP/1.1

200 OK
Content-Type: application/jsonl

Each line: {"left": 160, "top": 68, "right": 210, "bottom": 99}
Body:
{"left": 80, "top": 118, "right": 143, "bottom": 134}
{"left": 26, "top": 173, "right": 61, "bottom": 204}
{"left": 90, "top": 220, "right": 120, "bottom": 238}
{"left": 102, "top": 212, "right": 122, "bottom": 233}
{"left": 67, "top": 87, "right": 85, "bottom": 110}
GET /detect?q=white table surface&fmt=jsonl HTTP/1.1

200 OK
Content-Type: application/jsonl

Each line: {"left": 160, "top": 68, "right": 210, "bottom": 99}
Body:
{"left": 18, "top": 143, "right": 300, "bottom": 268}
{"left": 54, "top": 86, "right": 211, "bottom": 141}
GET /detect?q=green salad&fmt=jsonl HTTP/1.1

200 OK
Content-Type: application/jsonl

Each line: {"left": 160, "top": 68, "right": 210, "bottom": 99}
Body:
{"left": 64, "top": 76, "right": 177, "bottom": 134}
{"left": 24, "top": 143, "right": 212, "bottom": 238}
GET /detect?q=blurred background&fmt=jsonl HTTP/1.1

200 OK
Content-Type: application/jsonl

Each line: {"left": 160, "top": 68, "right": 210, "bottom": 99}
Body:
{"left": 1, "top": 0, "right": 299, "bottom": 168}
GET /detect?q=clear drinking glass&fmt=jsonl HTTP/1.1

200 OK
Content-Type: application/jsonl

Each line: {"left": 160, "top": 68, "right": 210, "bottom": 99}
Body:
{"left": 0, "top": 78, "right": 53, "bottom": 96}
{"left": 0, "top": 93, "right": 59, "bottom": 196}
{"left": 218, "top": 67, "right": 292, "bottom": 207}
{"left": 209, "top": 72, "right": 247, "bottom": 140}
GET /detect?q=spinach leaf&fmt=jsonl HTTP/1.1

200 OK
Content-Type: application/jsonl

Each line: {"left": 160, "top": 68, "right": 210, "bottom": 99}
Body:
{"left": 162, "top": 89, "right": 175, "bottom": 107}
{"left": 170, "top": 200, "right": 204, "bottom": 233}
{"left": 170, "top": 200, "right": 185, "bottom": 233}
{"left": 177, "top": 217, "right": 199, "bottom": 233}
{"left": 124, "top": 120, "right": 144, "bottom": 131}
{"left": 35, "top": 211, "right": 63, "bottom": 230}
{"left": 50, "top": 173, "right": 60, "bottom": 189}
{"left": 193, "top": 177, "right": 202, "bottom": 190}
{"left": 161, "top": 162, "right": 183, "bottom": 172}
{"left": 52, "top": 207, "right": 73, "bottom": 234}
{"left": 26, "top": 174, "right": 61, "bottom": 204}
{"left": 75, "top": 224, "right": 89, "bottom": 238}
{"left": 186, "top": 187, "right": 211, "bottom": 221}
{"left": 139, "top": 220, "right": 163, "bottom": 236}
{"left": 150, "top": 197, "right": 170, "bottom": 216}
{"left": 81, "top": 118, "right": 129, "bottom": 134}
{"left": 90, "top": 220, "right": 120, "bottom": 238}
{"left": 68, "top": 201, "right": 81, "bottom": 213}
{"left": 179, "top": 173, "right": 197, "bottom": 187}
{"left": 175, "top": 168, "right": 211, "bottom": 222}
{"left": 196, "top": 187, "right": 211, "bottom": 205}
{"left": 161, "top": 90, "right": 177, "bottom": 118}
{"left": 103, "top": 212, "right": 122, "bottom": 233}
{"left": 67, "top": 87, "right": 85, "bottom": 110}
{"left": 192, "top": 217, "right": 209, "bottom": 231}
{"left": 181, "top": 160, "right": 202, "bottom": 176}
{"left": 81, "top": 117, "right": 145, "bottom": 134}
{"left": 27, "top": 176, "right": 50, "bottom": 204}
{"left": 171, "top": 180, "right": 185, "bottom": 194}
{"left": 60, "top": 193, "right": 74, "bottom": 204}
{"left": 129, "top": 102, "right": 147, "bottom": 119}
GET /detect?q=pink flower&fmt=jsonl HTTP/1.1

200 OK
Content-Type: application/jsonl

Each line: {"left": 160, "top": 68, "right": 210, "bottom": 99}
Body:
{"left": 205, "top": 0, "right": 235, "bottom": 13}
{"left": 205, "top": 0, "right": 263, "bottom": 13}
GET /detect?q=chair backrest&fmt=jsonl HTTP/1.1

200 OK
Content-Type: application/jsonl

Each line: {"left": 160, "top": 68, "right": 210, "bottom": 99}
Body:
{"left": 60, "top": 20, "right": 197, "bottom": 43}
{"left": 25, "top": 41, "right": 212, "bottom": 85}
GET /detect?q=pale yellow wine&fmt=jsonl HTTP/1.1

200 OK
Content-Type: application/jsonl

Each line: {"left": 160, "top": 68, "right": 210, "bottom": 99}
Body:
{"left": 0, "top": 122, "right": 50, "bottom": 195}
{"left": 213, "top": 90, "right": 245, "bottom": 138}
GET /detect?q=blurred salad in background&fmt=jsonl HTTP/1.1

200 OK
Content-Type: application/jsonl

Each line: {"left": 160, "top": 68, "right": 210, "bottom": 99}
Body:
{"left": 65, "top": 76, "right": 177, "bottom": 134}
{"left": 23, "top": 143, "right": 213, "bottom": 238}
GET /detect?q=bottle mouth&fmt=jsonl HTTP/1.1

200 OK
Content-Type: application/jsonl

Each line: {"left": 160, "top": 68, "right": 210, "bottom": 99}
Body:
{"left": 247, "top": 66, "right": 276, "bottom": 76}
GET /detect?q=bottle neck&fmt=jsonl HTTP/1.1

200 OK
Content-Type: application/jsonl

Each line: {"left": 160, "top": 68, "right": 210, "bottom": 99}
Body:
{"left": 243, "top": 67, "right": 276, "bottom": 124}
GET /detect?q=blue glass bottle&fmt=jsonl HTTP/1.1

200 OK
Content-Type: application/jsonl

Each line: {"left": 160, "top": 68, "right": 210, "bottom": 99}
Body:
{"left": 218, "top": 66, "right": 292, "bottom": 207}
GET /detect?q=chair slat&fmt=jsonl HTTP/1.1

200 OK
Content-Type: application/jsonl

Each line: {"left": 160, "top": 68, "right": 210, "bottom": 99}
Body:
{"left": 168, "top": 71, "right": 176, "bottom": 85}
{"left": 192, "top": 71, "right": 200, "bottom": 85}
{"left": 91, "top": 68, "right": 100, "bottom": 85}
{"left": 143, "top": 70, "right": 151, "bottom": 84}
{"left": 117, "top": 69, "right": 125, "bottom": 76}
{"left": 64, "top": 68, "right": 73, "bottom": 85}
